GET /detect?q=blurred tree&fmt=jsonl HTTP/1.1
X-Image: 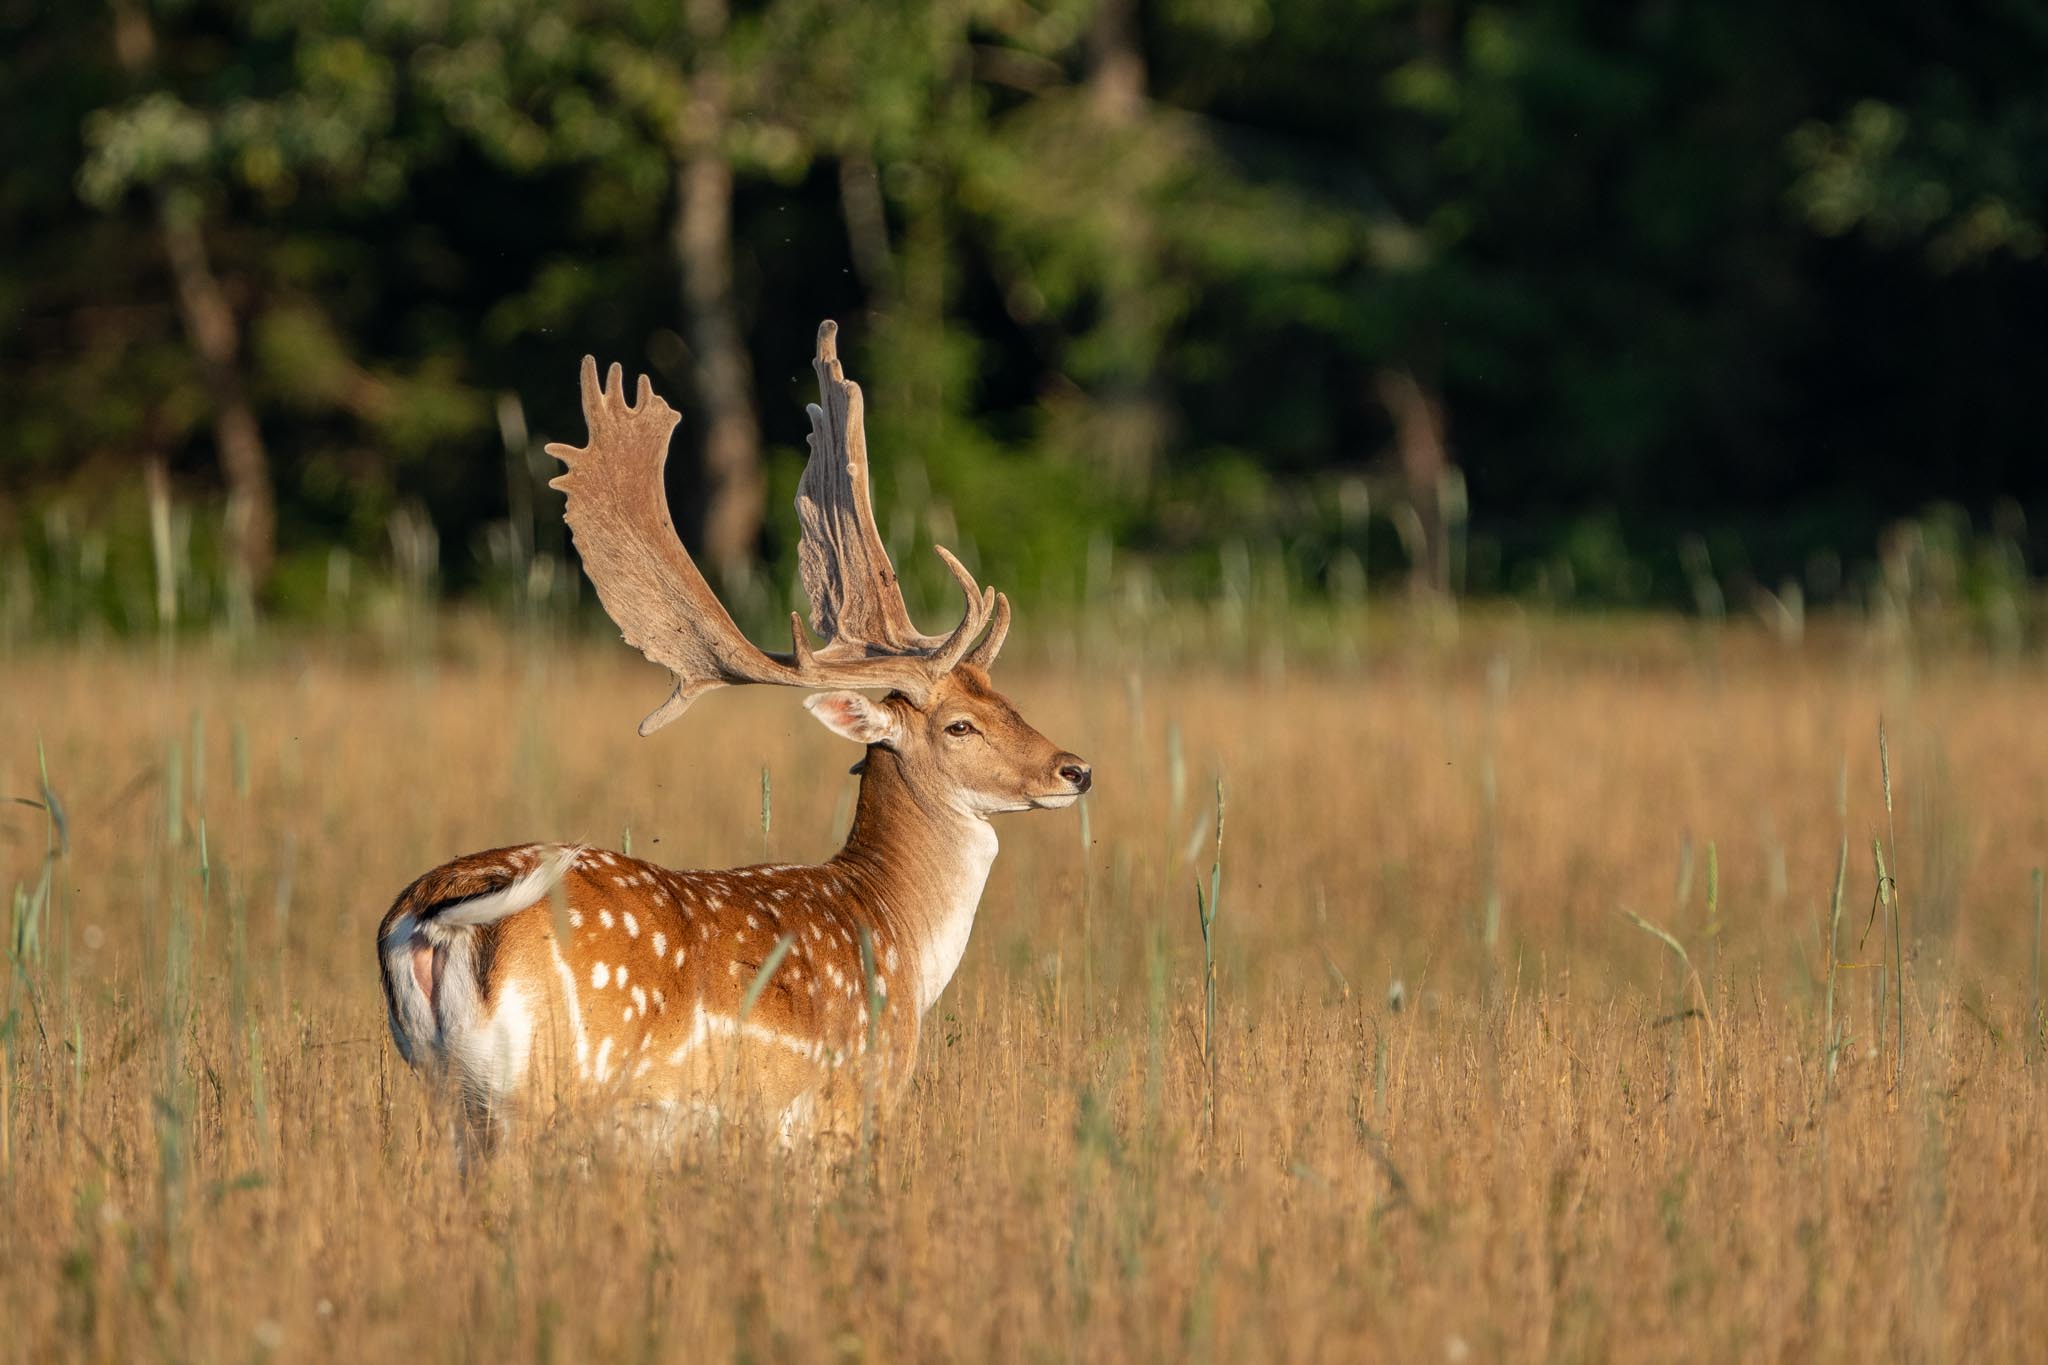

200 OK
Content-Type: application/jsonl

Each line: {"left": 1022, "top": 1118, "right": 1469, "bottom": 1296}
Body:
{"left": 73, "top": 0, "right": 501, "bottom": 602}
{"left": 80, "top": 0, "right": 292, "bottom": 597}
{"left": 676, "top": 0, "right": 764, "bottom": 579}
{"left": 1790, "top": 64, "right": 2045, "bottom": 272}
{"left": 3, "top": 0, "right": 2044, "bottom": 631}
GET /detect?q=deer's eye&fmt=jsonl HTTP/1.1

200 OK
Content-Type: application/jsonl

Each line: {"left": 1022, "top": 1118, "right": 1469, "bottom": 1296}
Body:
{"left": 945, "top": 720, "right": 976, "bottom": 737}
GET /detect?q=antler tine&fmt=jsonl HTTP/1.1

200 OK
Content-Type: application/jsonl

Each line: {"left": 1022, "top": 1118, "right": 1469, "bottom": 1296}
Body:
{"left": 923, "top": 545, "right": 993, "bottom": 665}
{"left": 787, "top": 611, "right": 819, "bottom": 670}
{"left": 963, "top": 591, "right": 1011, "bottom": 669}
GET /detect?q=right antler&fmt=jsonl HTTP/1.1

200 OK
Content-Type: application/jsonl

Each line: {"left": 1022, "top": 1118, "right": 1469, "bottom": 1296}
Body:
{"left": 545, "top": 321, "right": 1008, "bottom": 735}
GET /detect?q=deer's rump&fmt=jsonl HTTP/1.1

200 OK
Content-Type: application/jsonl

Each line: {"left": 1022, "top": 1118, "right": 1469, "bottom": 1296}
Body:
{"left": 375, "top": 843, "right": 899, "bottom": 1146}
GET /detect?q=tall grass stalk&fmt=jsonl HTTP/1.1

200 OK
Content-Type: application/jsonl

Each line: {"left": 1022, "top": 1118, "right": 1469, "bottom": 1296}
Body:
{"left": 1877, "top": 720, "right": 1906, "bottom": 1088}
{"left": 10, "top": 741, "right": 63, "bottom": 969}
{"left": 1479, "top": 654, "right": 1506, "bottom": 956}
{"left": 738, "top": 935, "right": 796, "bottom": 1021}
{"left": 232, "top": 720, "right": 250, "bottom": 800}
{"left": 2031, "top": 868, "right": 2044, "bottom": 1063}
{"left": 858, "top": 925, "right": 884, "bottom": 1165}
{"left": 1621, "top": 908, "right": 1719, "bottom": 1085}
{"left": 145, "top": 457, "right": 177, "bottom": 632}
{"left": 1823, "top": 830, "right": 1849, "bottom": 1096}
{"left": 247, "top": 1016, "right": 272, "bottom": 1168}
{"left": 1704, "top": 839, "right": 1721, "bottom": 982}
{"left": 0, "top": 1017, "right": 10, "bottom": 1178}
{"left": 165, "top": 735, "right": 183, "bottom": 847}
{"left": 1079, "top": 793, "right": 1094, "bottom": 1028}
{"left": 1872, "top": 836, "right": 1899, "bottom": 1086}
{"left": 1194, "top": 777, "right": 1224, "bottom": 1140}
{"left": 1165, "top": 723, "right": 1186, "bottom": 866}
{"left": 729, "top": 933, "right": 797, "bottom": 1142}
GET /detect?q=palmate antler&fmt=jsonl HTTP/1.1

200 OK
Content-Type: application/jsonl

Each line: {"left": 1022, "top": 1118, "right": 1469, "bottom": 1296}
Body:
{"left": 545, "top": 320, "right": 1010, "bottom": 735}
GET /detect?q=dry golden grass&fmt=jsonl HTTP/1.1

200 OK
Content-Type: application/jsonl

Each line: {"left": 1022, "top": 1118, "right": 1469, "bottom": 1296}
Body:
{"left": 5, "top": 617, "right": 2048, "bottom": 1362}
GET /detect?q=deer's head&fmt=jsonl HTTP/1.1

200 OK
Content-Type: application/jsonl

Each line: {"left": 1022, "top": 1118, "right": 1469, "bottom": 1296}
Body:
{"left": 805, "top": 665, "right": 1089, "bottom": 820}
{"left": 545, "top": 321, "right": 1090, "bottom": 819}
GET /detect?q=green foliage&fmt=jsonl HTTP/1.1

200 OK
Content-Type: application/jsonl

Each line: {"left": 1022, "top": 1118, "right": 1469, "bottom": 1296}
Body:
{"left": 1792, "top": 86, "right": 2048, "bottom": 271}
{"left": 1, "top": 0, "right": 2045, "bottom": 637}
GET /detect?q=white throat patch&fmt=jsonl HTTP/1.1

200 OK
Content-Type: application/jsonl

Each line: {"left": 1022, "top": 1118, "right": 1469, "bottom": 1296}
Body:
{"left": 916, "top": 820, "right": 999, "bottom": 1014}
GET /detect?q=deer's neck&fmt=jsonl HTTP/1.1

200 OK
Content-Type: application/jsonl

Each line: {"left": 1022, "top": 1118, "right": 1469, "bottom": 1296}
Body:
{"left": 830, "top": 748, "right": 998, "bottom": 1014}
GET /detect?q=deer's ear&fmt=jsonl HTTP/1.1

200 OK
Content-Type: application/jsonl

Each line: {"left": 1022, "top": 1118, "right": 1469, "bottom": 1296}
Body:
{"left": 803, "top": 692, "right": 902, "bottom": 747}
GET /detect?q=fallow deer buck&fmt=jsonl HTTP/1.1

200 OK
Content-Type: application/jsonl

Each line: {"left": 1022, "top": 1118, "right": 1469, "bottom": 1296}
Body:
{"left": 376, "top": 321, "right": 1090, "bottom": 1155}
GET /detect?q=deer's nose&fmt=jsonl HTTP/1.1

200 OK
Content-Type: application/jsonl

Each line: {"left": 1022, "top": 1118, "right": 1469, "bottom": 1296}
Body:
{"left": 1057, "top": 757, "right": 1092, "bottom": 793}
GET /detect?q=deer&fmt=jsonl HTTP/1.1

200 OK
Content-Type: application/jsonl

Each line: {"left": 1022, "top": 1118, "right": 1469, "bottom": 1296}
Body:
{"left": 376, "top": 321, "right": 1091, "bottom": 1157}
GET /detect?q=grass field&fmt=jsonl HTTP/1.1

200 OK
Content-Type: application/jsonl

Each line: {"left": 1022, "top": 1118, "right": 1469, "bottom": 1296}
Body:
{"left": 5, "top": 614, "right": 2048, "bottom": 1361}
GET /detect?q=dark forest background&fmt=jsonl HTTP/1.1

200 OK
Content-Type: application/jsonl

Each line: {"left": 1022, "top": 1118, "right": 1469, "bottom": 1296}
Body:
{"left": 4, "top": 0, "right": 2045, "bottom": 633}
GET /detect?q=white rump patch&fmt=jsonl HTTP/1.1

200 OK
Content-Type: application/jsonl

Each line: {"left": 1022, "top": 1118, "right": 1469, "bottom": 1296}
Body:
{"left": 449, "top": 979, "right": 538, "bottom": 1104}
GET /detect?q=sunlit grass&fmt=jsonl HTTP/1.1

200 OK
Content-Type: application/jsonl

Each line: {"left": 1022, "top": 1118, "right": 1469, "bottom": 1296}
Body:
{"left": 5, "top": 620, "right": 2048, "bottom": 1360}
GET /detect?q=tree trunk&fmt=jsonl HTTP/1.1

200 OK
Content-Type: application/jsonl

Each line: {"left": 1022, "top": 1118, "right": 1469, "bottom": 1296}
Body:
{"left": 1086, "top": 0, "right": 1147, "bottom": 123}
{"left": 675, "top": 0, "right": 764, "bottom": 581}
{"left": 1083, "top": 0, "right": 1171, "bottom": 489}
{"left": 113, "top": 0, "right": 276, "bottom": 599}
{"left": 837, "top": 150, "right": 896, "bottom": 297}
{"left": 159, "top": 197, "right": 276, "bottom": 597}
{"left": 1375, "top": 366, "right": 1454, "bottom": 599}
